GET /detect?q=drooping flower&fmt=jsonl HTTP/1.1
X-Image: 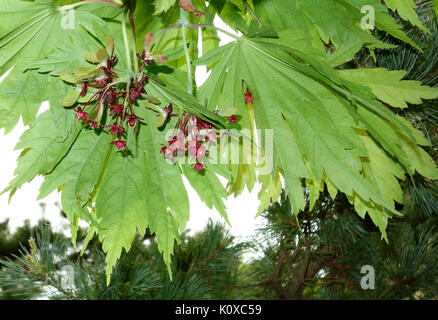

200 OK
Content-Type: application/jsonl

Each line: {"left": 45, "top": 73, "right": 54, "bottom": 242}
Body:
{"left": 103, "top": 87, "right": 118, "bottom": 105}
{"left": 75, "top": 107, "right": 88, "bottom": 120}
{"left": 89, "top": 121, "right": 101, "bottom": 130}
{"left": 80, "top": 82, "right": 89, "bottom": 97}
{"left": 196, "top": 118, "right": 213, "bottom": 130}
{"left": 226, "top": 115, "right": 238, "bottom": 123}
{"left": 194, "top": 163, "right": 204, "bottom": 171}
{"left": 138, "top": 76, "right": 149, "bottom": 88}
{"left": 160, "top": 145, "right": 175, "bottom": 160}
{"left": 138, "top": 49, "right": 154, "bottom": 66}
{"left": 159, "top": 112, "right": 230, "bottom": 172}
{"left": 164, "top": 103, "right": 173, "bottom": 115}
{"left": 107, "top": 56, "right": 117, "bottom": 69}
{"left": 108, "top": 104, "right": 124, "bottom": 117}
{"left": 111, "top": 140, "right": 128, "bottom": 150}
{"left": 170, "top": 138, "right": 185, "bottom": 153}
{"left": 107, "top": 122, "right": 124, "bottom": 135}
{"left": 125, "top": 113, "right": 144, "bottom": 127}
{"left": 129, "top": 88, "right": 141, "bottom": 103}
{"left": 96, "top": 68, "right": 112, "bottom": 88}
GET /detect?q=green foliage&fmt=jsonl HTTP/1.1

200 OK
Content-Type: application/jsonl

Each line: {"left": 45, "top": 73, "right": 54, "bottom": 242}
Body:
{"left": 0, "top": 217, "right": 248, "bottom": 300}
{"left": 241, "top": 190, "right": 438, "bottom": 300}
{"left": 252, "top": 0, "right": 423, "bottom": 65}
{"left": 2, "top": 111, "right": 81, "bottom": 199}
{"left": 384, "top": 0, "right": 430, "bottom": 32}
{"left": 198, "top": 35, "right": 437, "bottom": 238}
{"left": 0, "top": 0, "right": 437, "bottom": 283}
{"left": 2, "top": 186, "right": 437, "bottom": 300}
{"left": 339, "top": 68, "right": 438, "bottom": 108}
{"left": 0, "top": 0, "right": 108, "bottom": 133}
{"left": 154, "top": 0, "right": 177, "bottom": 15}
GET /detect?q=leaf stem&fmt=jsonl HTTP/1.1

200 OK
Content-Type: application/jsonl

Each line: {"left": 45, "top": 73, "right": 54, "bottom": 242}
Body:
{"left": 58, "top": 0, "right": 121, "bottom": 11}
{"left": 243, "top": 0, "right": 263, "bottom": 27}
{"left": 180, "top": 8, "right": 193, "bottom": 95}
{"left": 128, "top": 3, "right": 139, "bottom": 73}
{"left": 189, "top": 24, "right": 239, "bottom": 40}
{"left": 121, "top": 12, "right": 133, "bottom": 74}
{"left": 154, "top": 23, "right": 239, "bottom": 47}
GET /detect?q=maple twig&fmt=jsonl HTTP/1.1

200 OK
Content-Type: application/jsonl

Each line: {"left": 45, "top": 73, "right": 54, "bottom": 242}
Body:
{"left": 188, "top": 24, "right": 239, "bottom": 40}
{"left": 154, "top": 23, "right": 239, "bottom": 48}
{"left": 128, "top": 4, "right": 138, "bottom": 73}
{"left": 121, "top": 12, "right": 132, "bottom": 73}
{"left": 243, "top": 0, "right": 263, "bottom": 27}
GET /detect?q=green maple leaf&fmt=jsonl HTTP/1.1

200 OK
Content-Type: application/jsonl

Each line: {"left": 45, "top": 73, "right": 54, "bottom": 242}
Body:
{"left": 37, "top": 130, "right": 114, "bottom": 232}
{"left": 252, "top": 0, "right": 424, "bottom": 66}
{"left": 1, "top": 111, "right": 80, "bottom": 198}
{"left": 32, "top": 107, "right": 191, "bottom": 284}
{"left": 339, "top": 68, "right": 438, "bottom": 109}
{"left": 154, "top": 0, "right": 177, "bottom": 15}
{"left": 257, "top": 170, "right": 282, "bottom": 216}
{"left": 197, "top": 35, "right": 438, "bottom": 224}
{"left": 352, "top": 131, "right": 406, "bottom": 240}
{"left": 0, "top": 0, "right": 107, "bottom": 133}
{"left": 140, "top": 109, "right": 190, "bottom": 276}
{"left": 148, "top": 76, "right": 231, "bottom": 128}
{"left": 384, "top": 0, "right": 429, "bottom": 33}
{"left": 95, "top": 146, "right": 150, "bottom": 284}
{"left": 182, "top": 165, "right": 230, "bottom": 225}
{"left": 27, "top": 28, "right": 104, "bottom": 76}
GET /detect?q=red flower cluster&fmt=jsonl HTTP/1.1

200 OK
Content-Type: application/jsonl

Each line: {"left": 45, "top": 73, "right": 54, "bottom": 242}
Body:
{"left": 68, "top": 41, "right": 241, "bottom": 165}
{"left": 160, "top": 108, "right": 223, "bottom": 172}
{"left": 74, "top": 53, "right": 147, "bottom": 151}
{"left": 226, "top": 115, "right": 238, "bottom": 123}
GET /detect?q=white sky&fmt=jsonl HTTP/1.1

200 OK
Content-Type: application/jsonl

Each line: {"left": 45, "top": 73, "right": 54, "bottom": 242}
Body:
{"left": 0, "top": 16, "right": 263, "bottom": 243}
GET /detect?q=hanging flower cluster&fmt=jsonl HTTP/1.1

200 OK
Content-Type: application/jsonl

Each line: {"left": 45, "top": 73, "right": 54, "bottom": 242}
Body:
{"left": 60, "top": 34, "right": 239, "bottom": 172}
{"left": 160, "top": 106, "right": 238, "bottom": 172}
{"left": 59, "top": 35, "right": 160, "bottom": 152}
{"left": 73, "top": 54, "right": 149, "bottom": 151}
{"left": 160, "top": 107, "right": 213, "bottom": 171}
